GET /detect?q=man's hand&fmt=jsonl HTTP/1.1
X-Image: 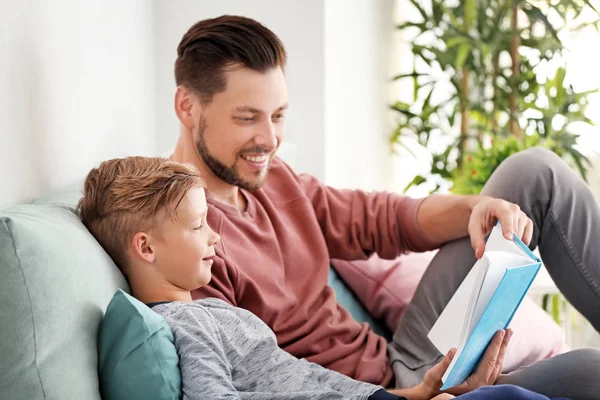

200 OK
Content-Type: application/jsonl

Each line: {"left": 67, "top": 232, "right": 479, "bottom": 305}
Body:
{"left": 469, "top": 197, "right": 533, "bottom": 259}
{"left": 418, "top": 329, "right": 512, "bottom": 398}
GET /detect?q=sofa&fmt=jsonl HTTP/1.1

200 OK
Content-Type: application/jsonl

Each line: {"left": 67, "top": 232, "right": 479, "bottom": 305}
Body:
{"left": 0, "top": 186, "right": 390, "bottom": 399}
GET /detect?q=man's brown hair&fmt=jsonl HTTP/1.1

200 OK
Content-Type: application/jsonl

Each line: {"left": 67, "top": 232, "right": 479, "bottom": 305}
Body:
{"left": 175, "top": 15, "right": 287, "bottom": 105}
{"left": 79, "top": 157, "right": 205, "bottom": 272}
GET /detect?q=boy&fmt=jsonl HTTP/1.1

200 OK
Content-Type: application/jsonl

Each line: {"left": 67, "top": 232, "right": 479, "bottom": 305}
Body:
{"left": 79, "top": 156, "right": 566, "bottom": 400}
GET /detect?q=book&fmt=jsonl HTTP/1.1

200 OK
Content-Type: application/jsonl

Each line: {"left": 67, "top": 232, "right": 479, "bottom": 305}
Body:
{"left": 427, "top": 223, "right": 542, "bottom": 390}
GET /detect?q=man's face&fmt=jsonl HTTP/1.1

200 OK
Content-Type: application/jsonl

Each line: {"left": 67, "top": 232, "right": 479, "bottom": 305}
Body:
{"left": 194, "top": 66, "right": 288, "bottom": 191}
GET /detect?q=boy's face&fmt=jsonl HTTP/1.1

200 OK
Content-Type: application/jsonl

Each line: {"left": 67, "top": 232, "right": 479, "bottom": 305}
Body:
{"left": 151, "top": 186, "right": 220, "bottom": 290}
{"left": 191, "top": 66, "right": 288, "bottom": 191}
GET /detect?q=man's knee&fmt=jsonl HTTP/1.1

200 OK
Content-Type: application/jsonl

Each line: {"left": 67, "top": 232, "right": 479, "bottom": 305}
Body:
{"left": 555, "top": 348, "right": 600, "bottom": 394}
{"left": 564, "top": 347, "right": 600, "bottom": 369}
{"left": 498, "top": 348, "right": 600, "bottom": 400}
{"left": 482, "top": 147, "right": 570, "bottom": 200}
{"left": 497, "top": 147, "right": 563, "bottom": 180}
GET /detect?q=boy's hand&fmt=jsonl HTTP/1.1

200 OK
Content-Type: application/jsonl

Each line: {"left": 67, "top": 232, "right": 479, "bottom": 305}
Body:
{"left": 418, "top": 329, "right": 512, "bottom": 398}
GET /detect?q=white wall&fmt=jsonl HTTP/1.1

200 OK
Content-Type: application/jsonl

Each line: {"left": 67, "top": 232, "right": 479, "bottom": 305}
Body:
{"left": 324, "top": 0, "right": 396, "bottom": 191}
{"left": 0, "top": 0, "right": 156, "bottom": 209}
{"left": 1, "top": 1, "right": 401, "bottom": 208}
{"left": 152, "top": 0, "right": 325, "bottom": 179}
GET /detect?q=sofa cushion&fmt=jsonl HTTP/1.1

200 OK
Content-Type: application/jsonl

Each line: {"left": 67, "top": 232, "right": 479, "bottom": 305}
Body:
{"left": 328, "top": 266, "right": 392, "bottom": 340}
{"left": 98, "top": 289, "right": 181, "bottom": 400}
{"left": 0, "top": 187, "right": 128, "bottom": 400}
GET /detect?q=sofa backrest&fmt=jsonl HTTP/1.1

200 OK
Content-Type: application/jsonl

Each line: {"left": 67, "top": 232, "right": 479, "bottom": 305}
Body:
{"left": 0, "top": 187, "right": 128, "bottom": 400}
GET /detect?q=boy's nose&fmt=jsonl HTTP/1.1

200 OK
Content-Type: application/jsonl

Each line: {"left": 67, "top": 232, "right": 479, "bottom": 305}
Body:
{"left": 211, "top": 232, "right": 220, "bottom": 245}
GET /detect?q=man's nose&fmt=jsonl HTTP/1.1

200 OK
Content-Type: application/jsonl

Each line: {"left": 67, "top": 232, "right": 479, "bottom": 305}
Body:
{"left": 255, "top": 120, "right": 278, "bottom": 150}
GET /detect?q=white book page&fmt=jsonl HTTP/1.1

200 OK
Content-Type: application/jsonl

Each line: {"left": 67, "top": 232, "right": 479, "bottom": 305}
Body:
{"left": 467, "top": 251, "right": 533, "bottom": 335}
{"left": 458, "top": 257, "right": 490, "bottom": 349}
{"left": 433, "top": 224, "right": 537, "bottom": 385}
{"left": 486, "top": 225, "right": 533, "bottom": 259}
{"left": 427, "top": 257, "right": 489, "bottom": 356}
{"left": 442, "top": 250, "right": 533, "bottom": 385}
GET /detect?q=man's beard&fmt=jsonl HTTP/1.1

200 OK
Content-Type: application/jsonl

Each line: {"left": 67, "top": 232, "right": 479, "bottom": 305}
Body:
{"left": 194, "top": 116, "right": 273, "bottom": 191}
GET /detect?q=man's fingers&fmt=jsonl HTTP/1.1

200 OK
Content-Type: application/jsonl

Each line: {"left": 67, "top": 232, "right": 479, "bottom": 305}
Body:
{"left": 428, "top": 348, "right": 456, "bottom": 382}
{"left": 432, "top": 394, "right": 455, "bottom": 400}
{"left": 523, "top": 218, "right": 534, "bottom": 246}
{"left": 516, "top": 214, "right": 525, "bottom": 240}
{"left": 437, "top": 348, "right": 456, "bottom": 374}
{"left": 498, "top": 206, "right": 517, "bottom": 240}
{"left": 492, "top": 329, "right": 512, "bottom": 382}
{"left": 468, "top": 215, "right": 487, "bottom": 259}
{"left": 478, "top": 330, "right": 505, "bottom": 379}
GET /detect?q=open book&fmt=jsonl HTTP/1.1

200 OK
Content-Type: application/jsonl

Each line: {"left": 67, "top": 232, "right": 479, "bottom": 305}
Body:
{"left": 427, "top": 223, "right": 542, "bottom": 390}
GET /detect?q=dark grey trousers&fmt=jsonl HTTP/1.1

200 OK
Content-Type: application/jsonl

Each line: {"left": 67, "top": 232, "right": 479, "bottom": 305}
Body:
{"left": 388, "top": 147, "right": 600, "bottom": 400}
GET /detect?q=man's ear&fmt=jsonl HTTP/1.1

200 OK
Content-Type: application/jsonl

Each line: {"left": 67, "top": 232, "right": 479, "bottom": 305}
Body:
{"left": 175, "top": 86, "right": 199, "bottom": 130}
{"left": 131, "top": 232, "right": 156, "bottom": 263}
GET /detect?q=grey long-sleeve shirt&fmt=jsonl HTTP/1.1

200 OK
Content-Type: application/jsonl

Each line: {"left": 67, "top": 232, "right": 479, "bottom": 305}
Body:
{"left": 152, "top": 298, "right": 385, "bottom": 399}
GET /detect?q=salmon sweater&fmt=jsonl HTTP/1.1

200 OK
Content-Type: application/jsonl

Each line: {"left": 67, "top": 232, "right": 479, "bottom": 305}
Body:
{"left": 192, "top": 157, "right": 436, "bottom": 386}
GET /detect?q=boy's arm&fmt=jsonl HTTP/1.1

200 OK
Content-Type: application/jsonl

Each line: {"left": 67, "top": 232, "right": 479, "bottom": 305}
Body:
{"left": 169, "top": 308, "right": 241, "bottom": 400}
{"left": 294, "top": 358, "right": 409, "bottom": 399}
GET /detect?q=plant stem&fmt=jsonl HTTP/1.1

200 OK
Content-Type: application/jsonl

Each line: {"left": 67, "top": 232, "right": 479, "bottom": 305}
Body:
{"left": 492, "top": 53, "right": 499, "bottom": 134}
{"left": 458, "top": 68, "right": 470, "bottom": 169}
{"left": 509, "top": 2, "right": 522, "bottom": 138}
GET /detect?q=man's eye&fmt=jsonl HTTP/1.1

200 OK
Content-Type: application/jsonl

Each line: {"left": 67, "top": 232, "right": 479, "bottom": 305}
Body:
{"left": 236, "top": 116, "right": 254, "bottom": 122}
{"left": 194, "top": 225, "right": 203, "bottom": 230}
{"left": 273, "top": 114, "right": 285, "bottom": 121}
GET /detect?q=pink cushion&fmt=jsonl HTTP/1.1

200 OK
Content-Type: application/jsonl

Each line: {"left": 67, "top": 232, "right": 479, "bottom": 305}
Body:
{"left": 331, "top": 252, "right": 568, "bottom": 372}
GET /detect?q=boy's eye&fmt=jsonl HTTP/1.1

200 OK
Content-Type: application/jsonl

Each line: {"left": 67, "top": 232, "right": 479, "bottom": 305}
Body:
{"left": 236, "top": 116, "right": 254, "bottom": 122}
{"left": 194, "top": 225, "right": 203, "bottom": 230}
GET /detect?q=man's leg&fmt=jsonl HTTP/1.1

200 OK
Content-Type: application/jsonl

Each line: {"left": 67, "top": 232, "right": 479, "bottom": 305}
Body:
{"left": 496, "top": 348, "right": 600, "bottom": 400}
{"left": 388, "top": 148, "right": 600, "bottom": 395}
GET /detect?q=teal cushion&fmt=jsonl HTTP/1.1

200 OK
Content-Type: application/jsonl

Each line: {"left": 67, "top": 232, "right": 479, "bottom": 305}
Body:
{"left": 328, "top": 266, "right": 392, "bottom": 340}
{"left": 0, "top": 189, "right": 128, "bottom": 400}
{"left": 98, "top": 289, "right": 181, "bottom": 400}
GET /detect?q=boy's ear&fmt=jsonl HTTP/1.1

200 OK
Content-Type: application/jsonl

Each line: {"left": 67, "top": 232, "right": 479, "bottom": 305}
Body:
{"left": 175, "top": 86, "right": 200, "bottom": 130}
{"left": 131, "top": 232, "right": 156, "bottom": 263}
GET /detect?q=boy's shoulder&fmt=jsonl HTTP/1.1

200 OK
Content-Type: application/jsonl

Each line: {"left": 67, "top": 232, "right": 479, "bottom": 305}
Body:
{"left": 151, "top": 297, "right": 232, "bottom": 316}
{"left": 151, "top": 297, "right": 246, "bottom": 324}
{"left": 153, "top": 297, "right": 271, "bottom": 337}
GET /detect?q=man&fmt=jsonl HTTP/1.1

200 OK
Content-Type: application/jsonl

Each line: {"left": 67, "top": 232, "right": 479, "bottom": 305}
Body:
{"left": 170, "top": 15, "right": 600, "bottom": 399}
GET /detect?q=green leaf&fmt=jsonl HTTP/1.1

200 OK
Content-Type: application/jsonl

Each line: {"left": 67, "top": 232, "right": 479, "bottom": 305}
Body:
{"left": 403, "top": 175, "right": 427, "bottom": 193}
{"left": 456, "top": 43, "right": 471, "bottom": 69}
{"left": 522, "top": 3, "right": 560, "bottom": 43}
{"left": 396, "top": 22, "right": 428, "bottom": 31}
{"left": 389, "top": 102, "right": 420, "bottom": 119}
{"left": 568, "top": 147, "right": 591, "bottom": 182}
{"left": 583, "top": 0, "right": 600, "bottom": 16}
{"left": 465, "top": 0, "right": 476, "bottom": 29}
{"left": 422, "top": 86, "right": 436, "bottom": 118}
{"left": 392, "top": 72, "right": 427, "bottom": 81}
{"left": 446, "top": 37, "right": 468, "bottom": 48}
{"left": 409, "top": 0, "right": 430, "bottom": 22}
{"left": 432, "top": 0, "right": 444, "bottom": 25}
{"left": 413, "top": 60, "right": 419, "bottom": 102}
{"left": 552, "top": 294, "right": 560, "bottom": 324}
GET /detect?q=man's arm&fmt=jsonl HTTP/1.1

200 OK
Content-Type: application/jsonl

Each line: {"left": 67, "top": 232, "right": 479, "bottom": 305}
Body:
{"left": 416, "top": 194, "right": 482, "bottom": 246}
{"left": 417, "top": 194, "right": 533, "bottom": 258}
{"left": 295, "top": 170, "right": 438, "bottom": 260}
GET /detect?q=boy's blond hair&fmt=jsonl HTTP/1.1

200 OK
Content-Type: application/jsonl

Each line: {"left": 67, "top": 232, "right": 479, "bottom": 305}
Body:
{"left": 79, "top": 157, "right": 205, "bottom": 272}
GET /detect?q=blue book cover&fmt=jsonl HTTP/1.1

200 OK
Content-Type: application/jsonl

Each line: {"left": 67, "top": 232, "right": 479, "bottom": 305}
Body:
{"left": 440, "top": 259, "right": 541, "bottom": 390}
